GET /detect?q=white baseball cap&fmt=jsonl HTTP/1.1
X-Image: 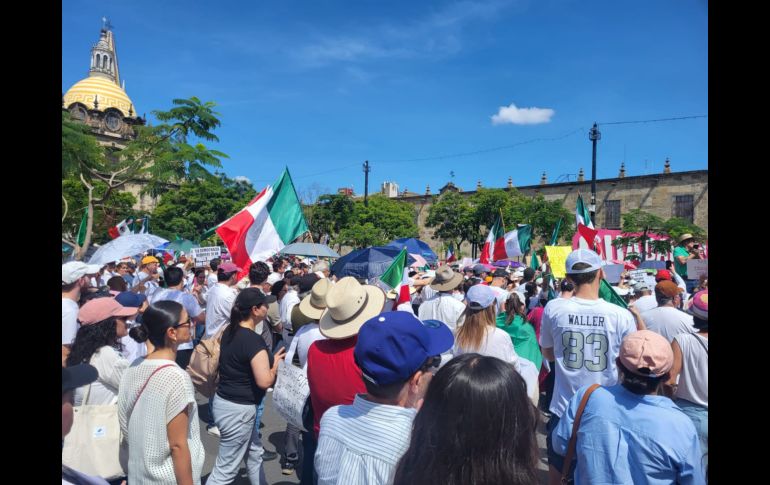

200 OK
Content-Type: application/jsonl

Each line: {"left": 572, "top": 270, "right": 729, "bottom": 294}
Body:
{"left": 62, "top": 261, "right": 102, "bottom": 285}
{"left": 466, "top": 284, "right": 496, "bottom": 310}
{"left": 267, "top": 273, "right": 282, "bottom": 285}
{"left": 565, "top": 249, "right": 603, "bottom": 275}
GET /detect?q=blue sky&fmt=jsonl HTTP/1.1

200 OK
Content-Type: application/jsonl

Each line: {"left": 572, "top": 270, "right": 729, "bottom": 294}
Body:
{"left": 62, "top": 0, "right": 708, "bottom": 200}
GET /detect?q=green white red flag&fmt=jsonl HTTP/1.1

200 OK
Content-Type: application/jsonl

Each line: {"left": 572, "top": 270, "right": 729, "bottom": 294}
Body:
{"left": 480, "top": 215, "right": 506, "bottom": 263}
{"left": 380, "top": 247, "right": 410, "bottom": 310}
{"left": 503, "top": 224, "right": 532, "bottom": 257}
{"left": 576, "top": 193, "right": 602, "bottom": 255}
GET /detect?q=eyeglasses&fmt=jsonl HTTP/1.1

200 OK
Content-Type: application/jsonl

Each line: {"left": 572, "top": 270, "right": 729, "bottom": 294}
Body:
{"left": 422, "top": 355, "right": 441, "bottom": 371}
{"left": 174, "top": 319, "right": 192, "bottom": 329}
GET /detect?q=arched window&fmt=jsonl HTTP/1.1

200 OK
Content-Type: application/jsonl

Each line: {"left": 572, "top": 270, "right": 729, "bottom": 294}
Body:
{"left": 102, "top": 55, "right": 108, "bottom": 69}
{"left": 95, "top": 54, "right": 101, "bottom": 68}
{"left": 109, "top": 58, "right": 113, "bottom": 71}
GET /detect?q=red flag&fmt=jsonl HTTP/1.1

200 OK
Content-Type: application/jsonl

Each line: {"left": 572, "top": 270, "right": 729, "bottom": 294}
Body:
{"left": 577, "top": 223, "right": 603, "bottom": 255}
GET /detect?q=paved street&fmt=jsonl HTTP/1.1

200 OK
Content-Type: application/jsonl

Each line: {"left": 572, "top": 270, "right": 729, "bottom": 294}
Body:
{"left": 196, "top": 391, "right": 549, "bottom": 484}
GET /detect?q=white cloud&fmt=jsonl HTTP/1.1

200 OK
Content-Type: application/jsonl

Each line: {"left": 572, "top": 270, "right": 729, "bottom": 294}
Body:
{"left": 491, "top": 103, "right": 555, "bottom": 125}
{"left": 233, "top": 175, "right": 251, "bottom": 184}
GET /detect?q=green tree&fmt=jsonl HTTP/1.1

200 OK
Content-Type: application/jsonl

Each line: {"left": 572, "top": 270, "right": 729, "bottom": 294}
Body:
{"left": 307, "top": 194, "right": 355, "bottom": 248}
{"left": 507, "top": 194, "right": 575, "bottom": 244}
{"left": 62, "top": 175, "right": 137, "bottom": 246}
{"left": 425, "top": 191, "right": 476, "bottom": 254}
{"left": 151, "top": 177, "right": 256, "bottom": 243}
{"left": 611, "top": 209, "right": 707, "bottom": 259}
{"left": 338, "top": 195, "right": 419, "bottom": 248}
{"left": 62, "top": 97, "right": 227, "bottom": 259}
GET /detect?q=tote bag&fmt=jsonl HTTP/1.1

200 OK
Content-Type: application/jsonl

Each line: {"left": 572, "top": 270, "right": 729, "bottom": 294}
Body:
{"left": 62, "top": 384, "right": 126, "bottom": 480}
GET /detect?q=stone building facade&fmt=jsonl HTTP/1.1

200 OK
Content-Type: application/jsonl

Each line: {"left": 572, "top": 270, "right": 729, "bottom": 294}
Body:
{"left": 396, "top": 165, "right": 708, "bottom": 256}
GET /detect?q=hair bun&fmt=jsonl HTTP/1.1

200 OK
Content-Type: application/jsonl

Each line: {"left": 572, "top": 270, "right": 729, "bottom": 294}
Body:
{"left": 129, "top": 324, "right": 149, "bottom": 343}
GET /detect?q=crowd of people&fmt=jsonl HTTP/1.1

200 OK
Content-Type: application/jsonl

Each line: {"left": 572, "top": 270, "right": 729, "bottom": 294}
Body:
{"left": 62, "top": 237, "right": 708, "bottom": 484}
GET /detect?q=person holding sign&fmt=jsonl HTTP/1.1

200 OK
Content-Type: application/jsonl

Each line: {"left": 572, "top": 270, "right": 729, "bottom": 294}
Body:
{"left": 540, "top": 249, "right": 641, "bottom": 485}
{"left": 674, "top": 234, "right": 704, "bottom": 294}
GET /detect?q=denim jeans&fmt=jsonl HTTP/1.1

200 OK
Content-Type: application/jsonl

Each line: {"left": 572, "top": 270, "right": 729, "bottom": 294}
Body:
{"left": 207, "top": 396, "right": 267, "bottom": 485}
{"left": 300, "top": 428, "right": 318, "bottom": 485}
{"left": 675, "top": 398, "right": 708, "bottom": 468}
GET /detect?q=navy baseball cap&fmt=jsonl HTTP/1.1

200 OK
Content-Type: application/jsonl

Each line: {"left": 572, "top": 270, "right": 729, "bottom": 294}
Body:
{"left": 354, "top": 311, "right": 454, "bottom": 386}
{"left": 115, "top": 291, "right": 147, "bottom": 308}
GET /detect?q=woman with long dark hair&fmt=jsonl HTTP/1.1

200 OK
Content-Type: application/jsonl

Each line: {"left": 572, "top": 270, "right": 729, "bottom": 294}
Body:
{"left": 207, "top": 288, "right": 286, "bottom": 485}
{"left": 118, "top": 301, "right": 204, "bottom": 485}
{"left": 393, "top": 353, "right": 539, "bottom": 485}
{"left": 67, "top": 297, "right": 137, "bottom": 406}
{"left": 497, "top": 292, "right": 543, "bottom": 372}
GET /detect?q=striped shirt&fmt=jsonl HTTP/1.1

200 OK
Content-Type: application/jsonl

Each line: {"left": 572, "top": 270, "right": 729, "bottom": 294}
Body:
{"left": 315, "top": 394, "right": 417, "bottom": 485}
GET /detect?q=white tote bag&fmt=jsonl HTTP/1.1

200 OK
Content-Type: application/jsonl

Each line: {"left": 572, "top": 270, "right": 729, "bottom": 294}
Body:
{"left": 62, "top": 384, "right": 126, "bottom": 480}
{"left": 272, "top": 337, "right": 310, "bottom": 431}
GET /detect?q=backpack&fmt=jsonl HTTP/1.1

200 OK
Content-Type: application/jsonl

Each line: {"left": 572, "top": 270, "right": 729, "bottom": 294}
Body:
{"left": 186, "top": 324, "right": 228, "bottom": 398}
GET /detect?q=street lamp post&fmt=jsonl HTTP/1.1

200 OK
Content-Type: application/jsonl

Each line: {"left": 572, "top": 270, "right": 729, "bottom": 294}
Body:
{"left": 589, "top": 123, "right": 601, "bottom": 226}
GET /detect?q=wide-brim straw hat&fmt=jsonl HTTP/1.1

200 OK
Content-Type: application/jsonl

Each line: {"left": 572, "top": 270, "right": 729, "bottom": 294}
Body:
{"left": 298, "top": 278, "right": 332, "bottom": 321}
{"left": 386, "top": 286, "right": 417, "bottom": 300}
{"left": 430, "top": 265, "right": 464, "bottom": 291}
{"left": 678, "top": 233, "right": 695, "bottom": 244}
{"left": 319, "top": 277, "right": 386, "bottom": 339}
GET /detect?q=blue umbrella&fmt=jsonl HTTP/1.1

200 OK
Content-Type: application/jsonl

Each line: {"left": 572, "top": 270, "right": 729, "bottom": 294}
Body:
{"left": 331, "top": 246, "right": 417, "bottom": 281}
{"left": 386, "top": 238, "right": 438, "bottom": 263}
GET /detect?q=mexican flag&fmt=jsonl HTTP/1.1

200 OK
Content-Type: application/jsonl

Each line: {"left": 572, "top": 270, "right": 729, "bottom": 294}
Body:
{"left": 108, "top": 217, "right": 134, "bottom": 239}
{"left": 136, "top": 216, "right": 149, "bottom": 234}
{"left": 480, "top": 215, "right": 507, "bottom": 263}
{"left": 599, "top": 279, "right": 628, "bottom": 308}
{"left": 216, "top": 168, "right": 308, "bottom": 276}
{"left": 445, "top": 245, "right": 456, "bottom": 263}
{"left": 380, "top": 247, "right": 410, "bottom": 310}
{"left": 576, "top": 193, "right": 602, "bottom": 255}
{"left": 503, "top": 224, "right": 532, "bottom": 257}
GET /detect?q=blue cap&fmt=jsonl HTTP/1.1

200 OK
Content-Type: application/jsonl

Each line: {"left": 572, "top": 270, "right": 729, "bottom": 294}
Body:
{"left": 115, "top": 291, "right": 147, "bottom": 308}
{"left": 466, "top": 284, "right": 496, "bottom": 310}
{"left": 354, "top": 311, "right": 454, "bottom": 386}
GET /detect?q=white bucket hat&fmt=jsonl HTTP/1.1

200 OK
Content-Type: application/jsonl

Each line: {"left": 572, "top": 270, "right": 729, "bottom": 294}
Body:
{"left": 319, "top": 277, "right": 386, "bottom": 339}
{"left": 298, "top": 278, "right": 332, "bottom": 321}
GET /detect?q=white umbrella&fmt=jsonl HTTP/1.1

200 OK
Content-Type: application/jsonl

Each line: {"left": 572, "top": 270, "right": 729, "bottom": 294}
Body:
{"left": 88, "top": 234, "right": 169, "bottom": 266}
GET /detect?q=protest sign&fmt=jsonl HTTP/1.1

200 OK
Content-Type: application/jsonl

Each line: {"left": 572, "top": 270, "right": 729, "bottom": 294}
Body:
{"left": 639, "top": 260, "right": 666, "bottom": 270}
{"left": 190, "top": 246, "right": 221, "bottom": 267}
{"left": 602, "top": 264, "right": 625, "bottom": 284}
{"left": 687, "top": 259, "right": 708, "bottom": 280}
{"left": 628, "top": 269, "right": 649, "bottom": 282}
{"left": 272, "top": 361, "right": 310, "bottom": 431}
{"left": 545, "top": 246, "right": 572, "bottom": 279}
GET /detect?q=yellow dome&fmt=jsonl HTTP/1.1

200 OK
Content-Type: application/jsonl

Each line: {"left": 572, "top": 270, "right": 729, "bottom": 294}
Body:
{"left": 64, "top": 76, "right": 136, "bottom": 117}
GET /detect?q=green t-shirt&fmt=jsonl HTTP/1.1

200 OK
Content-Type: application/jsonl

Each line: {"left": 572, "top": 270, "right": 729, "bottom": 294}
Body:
{"left": 496, "top": 313, "right": 542, "bottom": 371}
{"left": 674, "top": 246, "right": 690, "bottom": 278}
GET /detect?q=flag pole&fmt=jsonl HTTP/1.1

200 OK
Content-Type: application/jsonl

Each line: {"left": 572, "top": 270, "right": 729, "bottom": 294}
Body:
{"left": 499, "top": 208, "right": 506, "bottom": 233}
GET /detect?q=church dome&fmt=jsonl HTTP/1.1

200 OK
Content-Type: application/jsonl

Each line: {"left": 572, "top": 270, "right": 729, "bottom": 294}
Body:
{"left": 64, "top": 76, "right": 136, "bottom": 118}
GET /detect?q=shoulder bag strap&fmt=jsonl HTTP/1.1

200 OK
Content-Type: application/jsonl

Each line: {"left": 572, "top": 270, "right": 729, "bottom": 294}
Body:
{"left": 561, "top": 383, "right": 601, "bottom": 484}
{"left": 127, "top": 363, "right": 175, "bottom": 419}
{"left": 692, "top": 333, "right": 708, "bottom": 356}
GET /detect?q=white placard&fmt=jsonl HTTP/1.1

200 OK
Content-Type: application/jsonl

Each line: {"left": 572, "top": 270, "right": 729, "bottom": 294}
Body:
{"left": 686, "top": 259, "right": 708, "bottom": 280}
{"left": 272, "top": 361, "right": 310, "bottom": 432}
{"left": 190, "top": 246, "right": 221, "bottom": 267}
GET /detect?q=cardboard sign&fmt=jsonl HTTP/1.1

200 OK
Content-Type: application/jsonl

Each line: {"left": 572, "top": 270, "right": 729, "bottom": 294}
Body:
{"left": 687, "top": 259, "right": 708, "bottom": 280}
{"left": 544, "top": 246, "right": 573, "bottom": 279}
{"left": 628, "top": 269, "right": 649, "bottom": 282}
{"left": 272, "top": 361, "right": 310, "bottom": 432}
{"left": 639, "top": 260, "right": 666, "bottom": 270}
{"left": 189, "top": 246, "right": 221, "bottom": 267}
{"left": 602, "top": 264, "right": 625, "bottom": 284}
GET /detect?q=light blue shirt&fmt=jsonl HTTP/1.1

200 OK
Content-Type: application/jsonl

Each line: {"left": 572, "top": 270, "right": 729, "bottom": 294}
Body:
{"left": 315, "top": 394, "right": 417, "bottom": 485}
{"left": 553, "top": 384, "right": 706, "bottom": 485}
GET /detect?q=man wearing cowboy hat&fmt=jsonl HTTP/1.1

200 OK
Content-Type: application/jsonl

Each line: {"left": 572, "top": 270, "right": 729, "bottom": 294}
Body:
{"left": 306, "top": 277, "right": 386, "bottom": 440}
{"left": 673, "top": 233, "right": 703, "bottom": 294}
{"left": 418, "top": 265, "right": 466, "bottom": 332}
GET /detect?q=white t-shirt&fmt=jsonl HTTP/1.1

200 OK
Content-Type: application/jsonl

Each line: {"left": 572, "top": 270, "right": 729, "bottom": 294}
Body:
{"left": 418, "top": 294, "right": 467, "bottom": 332}
{"left": 62, "top": 298, "right": 79, "bottom": 346}
{"left": 118, "top": 359, "right": 204, "bottom": 484}
{"left": 280, "top": 289, "right": 301, "bottom": 342}
{"left": 540, "top": 296, "right": 637, "bottom": 418}
{"left": 206, "top": 272, "right": 218, "bottom": 289}
{"left": 74, "top": 345, "right": 129, "bottom": 406}
{"left": 132, "top": 270, "right": 159, "bottom": 298}
{"left": 121, "top": 334, "right": 147, "bottom": 364}
{"left": 642, "top": 306, "right": 697, "bottom": 343}
{"left": 489, "top": 285, "right": 509, "bottom": 313}
{"left": 673, "top": 333, "right": 708, "bottom": 408}
{"left": 453, "top": 326, "right": 518, "bottom": 363}
{"left": 204, "top": 283, "right": 237, "bottom": 338}
{"left": 633, "top": 294, "right": 658, "bottom": 313}
{"left": 292, "top": 323, "right": 326, "bottom": 368}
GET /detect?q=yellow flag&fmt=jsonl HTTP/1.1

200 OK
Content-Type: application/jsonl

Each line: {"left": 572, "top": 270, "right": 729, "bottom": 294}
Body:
{"left": 545, "top": 246, "right": 573, "bottom": 279}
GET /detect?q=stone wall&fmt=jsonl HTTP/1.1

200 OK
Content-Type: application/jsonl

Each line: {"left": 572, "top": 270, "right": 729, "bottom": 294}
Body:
{"left": 396, "top": 170, "right": 708, "bottom": 257}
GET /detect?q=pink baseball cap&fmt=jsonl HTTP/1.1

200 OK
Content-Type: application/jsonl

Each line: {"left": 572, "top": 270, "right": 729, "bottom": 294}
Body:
{"left": 687, "top": 289, "right": 708, "bottom": 321}
{"left": 618, "top": 330, "right": 674, "bottom": 378}
{"left": 78, "top": 298, "right": 138, "bottom": 326}
{"left": 218, "top": 262, "right": 242, "bottom": 274}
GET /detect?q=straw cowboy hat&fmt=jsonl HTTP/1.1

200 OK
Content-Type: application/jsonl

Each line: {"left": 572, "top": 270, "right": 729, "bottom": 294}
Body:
{"left": 319, "top": 277, "right": 386, "bottom": 339}
{"left": 298, "top": 278, "right": 332, "bottom": 321}
{"left": 678, "top": 233, "right": 695, "bottom": 244}
{"left": 430, "top": 265, "right": 464, "bottom": 292}
{"left": 386, "top": 286, "right": 417, "bottom": 300}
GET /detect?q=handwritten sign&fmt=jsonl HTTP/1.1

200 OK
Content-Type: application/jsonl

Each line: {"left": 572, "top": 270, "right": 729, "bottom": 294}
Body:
{"left": 602, "top": 264, "right": 625, "bottom": 284}
{"left": 628, "top": 269, "right": 649, "bottom": 282}
{"left": 272, "top": 361, "right": 310, "bottom": 432}
{"left": 545, "top": 246, "right": 573, "bottom": 279}
{"left": 687, "top": 260, "right": 708, "bottom": 280}
{"left": 189, "top": 246, "right": 221, "bottom": 267}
